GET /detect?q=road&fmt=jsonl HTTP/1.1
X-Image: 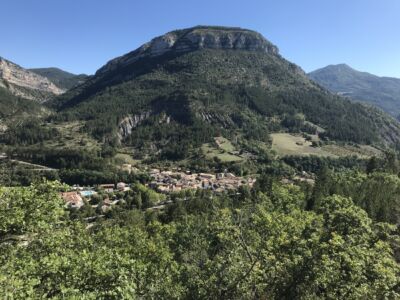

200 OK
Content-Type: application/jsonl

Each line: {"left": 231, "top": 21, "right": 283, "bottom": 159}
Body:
{"left": 10, "top": 159, "right": 57, "bottom": 171}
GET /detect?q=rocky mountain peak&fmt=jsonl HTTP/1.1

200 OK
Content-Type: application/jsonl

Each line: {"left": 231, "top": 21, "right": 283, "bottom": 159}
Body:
{"left": 96, "top": 26, "right": 279, "bottom": 75}
{"left": 0, "top": 57, "right": 65, "bottom": 102}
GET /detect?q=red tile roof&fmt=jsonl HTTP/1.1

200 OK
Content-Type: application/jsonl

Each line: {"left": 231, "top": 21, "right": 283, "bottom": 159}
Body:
{"left": 61, "top": 192, "right": 83, "bottom": 205}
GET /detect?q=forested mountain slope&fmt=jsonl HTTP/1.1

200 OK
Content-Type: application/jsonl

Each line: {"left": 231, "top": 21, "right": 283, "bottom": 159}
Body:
{"left": 0, "top": 86, "right": 46, "bottom": 128}
{"left": 29, "top": 67, "right": 88, "bottom": 90}
{"left": 49, "top": 26, "right": 400, "bottom": 153}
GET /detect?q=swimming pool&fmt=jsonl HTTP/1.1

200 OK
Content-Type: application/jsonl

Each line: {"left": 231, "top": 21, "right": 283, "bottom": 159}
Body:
{"left": 80, "top": 190, "right": 97, "bottom": 197}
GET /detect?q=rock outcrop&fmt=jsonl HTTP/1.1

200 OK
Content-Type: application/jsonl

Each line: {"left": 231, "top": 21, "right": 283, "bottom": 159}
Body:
{"left": 118, "top": 112, "right": 151, "bottom": 140}
{"left": 199, "top": 112, "right": 235, "bottom": 128}
{"left": 0, "top": 57, "right": 65, "bottom": 102}
{"left": 96, "top": 26, "right": 279, "bottom": 76}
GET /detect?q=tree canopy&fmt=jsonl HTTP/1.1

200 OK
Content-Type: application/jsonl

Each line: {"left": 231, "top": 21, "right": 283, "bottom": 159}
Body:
{"left": 0, "top": 178, "right": 399, "bottom": 299}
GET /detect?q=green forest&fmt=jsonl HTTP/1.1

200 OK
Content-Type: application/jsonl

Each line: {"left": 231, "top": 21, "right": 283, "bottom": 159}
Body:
{"left": 1, "top": 162, "right": 400, "bottom": 298}
{"left": 1, "top": 25, "right": 400, "bottom": 299}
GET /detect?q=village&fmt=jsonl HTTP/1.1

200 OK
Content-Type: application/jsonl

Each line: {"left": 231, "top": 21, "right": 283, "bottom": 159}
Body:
{"left": 148, "top": 168, "right": 255, "bottom": 193}
{"left": 2, "top": 152, "right": 256, "bottom": 210}
{"left": 61, "top": 169, "right": 256, "bottom": 210}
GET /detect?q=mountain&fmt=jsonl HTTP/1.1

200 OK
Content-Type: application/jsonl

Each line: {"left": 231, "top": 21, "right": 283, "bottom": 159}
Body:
{"left": 308, "top": 64, "right": 400, "bottom": 117}
{"left": 29, "top": 67, "right": 88, "bottom": 90}
{"left": 47, "top": 26, "right": 400, "bottom": 158}
{"left": 0, "top": 85, "right": 47, "bottom": 133}
{"left": 0, "top": 57, "right": 65, "bottom": 102}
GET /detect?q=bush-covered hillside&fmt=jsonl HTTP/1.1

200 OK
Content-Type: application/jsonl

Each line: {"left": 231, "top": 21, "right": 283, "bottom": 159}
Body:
{"left": 0, "top": 86, "right": 44, "bottom": 121}
{"left": 29, "top": 67, "right": 88, "bottom": 90}
{"left": 48, "top": 27, "right": 400, "bottom": 156}
{"left": 1, "top": 173, "right": 399, "bottom": 298}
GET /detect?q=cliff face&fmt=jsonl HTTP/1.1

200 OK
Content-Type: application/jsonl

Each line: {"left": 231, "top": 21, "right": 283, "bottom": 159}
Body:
{"left": 96, "top": 26, "right": 279, "bottom": 75}
{"left": 118, "top": 112, "right": 151, "bottom": 140}
{"left": 0, "top": 57, "right": 65, "bottom": 102}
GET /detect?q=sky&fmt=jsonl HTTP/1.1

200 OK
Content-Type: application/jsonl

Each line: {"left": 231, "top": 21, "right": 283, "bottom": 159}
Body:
{"left": 1, "top": 0, "right": 399, "bottom": 77}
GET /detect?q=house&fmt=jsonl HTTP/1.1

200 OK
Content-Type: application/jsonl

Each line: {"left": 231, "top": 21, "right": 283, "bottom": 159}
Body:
{"left": 71, "top": 185, "right": 84, "bottom": 191}
{"left": 150, "top": 169, "right": 160, "bottom": 175}
{"left": 172, "top": 184, "right": 182, "bottom": 192}
{"left": 157, "top": 185, "right": 171, "bottom": 193}
{"left": 98, "top": 184, "right": 115, "bottom": 193}
{"left": 199, "top": 173, "right": 215, "bottom": 180}
{"left": 202, "top": 181, "right": 212, "bottom": 189}
{"left": 161, "top": 170, "right": 173, "bottom": 176}
{"left": 117, "top": 182, "right": 126, "bottom": 191}
{"left": 61, "top": 192, "right": 84, "bottom": 208}
{"left": 216, "top": 173, "right": 225, "bottom": 179}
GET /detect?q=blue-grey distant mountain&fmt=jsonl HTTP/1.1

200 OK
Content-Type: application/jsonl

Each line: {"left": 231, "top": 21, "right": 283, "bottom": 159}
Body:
{"left": 308, "top": 64, "right": 400, "bottom": 117}
{"left": 29, "top": 68, "right": 88, "bottom": 90}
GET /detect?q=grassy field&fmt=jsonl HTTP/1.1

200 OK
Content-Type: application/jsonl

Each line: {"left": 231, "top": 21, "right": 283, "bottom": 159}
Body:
{"left": 321, "top": 144, "right": 381, "bottom": 158}
{"left": 46, "top": 121, "right": 101, "bottom": 151}
{"left": 201, "top": 136, "right": 243, "bottom": 162}
{"left": 271, "top": 133, "right": 381, "bottom": 158}
{"left": 271, "top": 133, "right": 333, "bottom": 157}
{"left": 113, "top": 153, "right": 140, "bottom": 165}
{"left": 214, "top": 136, "right": 236, "bottom": 152}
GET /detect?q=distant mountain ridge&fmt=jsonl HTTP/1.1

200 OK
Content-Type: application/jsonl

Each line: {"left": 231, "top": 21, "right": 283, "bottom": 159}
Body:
{"left": 308, "top": 64, "right": 400, "bottom": 117}
{"left": 29, "top": 68, "right": 88, "bottom": 90}
{"left": 0, "top": 57, "right": 65, "bottom": 102}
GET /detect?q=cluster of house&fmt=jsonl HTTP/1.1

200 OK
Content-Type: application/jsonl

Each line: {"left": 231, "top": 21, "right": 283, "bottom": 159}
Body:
{"left": 61, "top": 182, "right": 130, "bottom": 209}
{"left": 148, "top": 169, "right": 255, "bottom": 193}
{"left": 60, "top": 169, "right": 256, "bottom": 209}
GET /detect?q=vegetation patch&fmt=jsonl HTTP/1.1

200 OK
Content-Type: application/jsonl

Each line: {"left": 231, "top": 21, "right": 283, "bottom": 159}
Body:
{"left": 113, "top": 153, "right": 140, "bottom": 166}
{"left": 271, "top": 133, "right": 380, "bottom": 158}
{"left": 271, "top": 133, "right": 333, "bottom": 157}
{"left": 321, "top": 144, "right": 382, "bottom": 158}
{"left": 214, "top": 136, "right": 236, "bottom": 152}
{"left": 47, "top": 121, "right": 101, "bottom": 151}
{"left": 201, "top": 137, "right": 243, "bottom": 162}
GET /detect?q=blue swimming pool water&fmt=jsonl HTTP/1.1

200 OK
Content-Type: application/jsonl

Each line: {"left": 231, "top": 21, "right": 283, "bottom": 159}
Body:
{"left": 80, "top": 190, "right": 96, "bottom": 197}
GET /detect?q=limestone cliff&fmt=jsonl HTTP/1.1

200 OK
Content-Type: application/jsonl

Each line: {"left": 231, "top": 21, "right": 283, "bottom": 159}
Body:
{"left": 96, "top": 26, "right": 279, "bottom": 76}
{"left": 118, "top": 112, "right": 151, "bottom": 140}
{"left": 0, "top": 57, "right": 65, "bottom": 102}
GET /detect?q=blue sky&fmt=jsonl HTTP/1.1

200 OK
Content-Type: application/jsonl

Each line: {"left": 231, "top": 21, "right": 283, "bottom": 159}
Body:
{"left": 1, "top": 0, "right": 399, "bottom": 77}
